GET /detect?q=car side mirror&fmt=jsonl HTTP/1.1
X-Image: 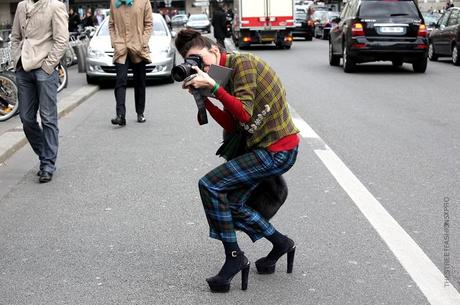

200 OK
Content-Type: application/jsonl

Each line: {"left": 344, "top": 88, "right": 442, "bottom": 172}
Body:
{"left": 171, "top": 31, "right": 177, "bottom": 38}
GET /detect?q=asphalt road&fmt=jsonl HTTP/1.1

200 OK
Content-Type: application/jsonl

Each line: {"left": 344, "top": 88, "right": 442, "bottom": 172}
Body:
{"left": 0, "top": 38, "right": 459, "bottom": 305}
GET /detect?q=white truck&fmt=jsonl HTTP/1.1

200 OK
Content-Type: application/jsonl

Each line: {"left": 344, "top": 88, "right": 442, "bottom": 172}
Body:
{"left": 232, "top": 0, "right": 295, "bottom": 49}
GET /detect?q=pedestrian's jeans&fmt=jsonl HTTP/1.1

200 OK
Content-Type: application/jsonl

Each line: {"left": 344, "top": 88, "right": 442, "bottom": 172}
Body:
{"left": 114, "top": 57, "right": 146, "bottom": 117}
{"left": 16, "top": 66, "right": 59, "bottom": 174}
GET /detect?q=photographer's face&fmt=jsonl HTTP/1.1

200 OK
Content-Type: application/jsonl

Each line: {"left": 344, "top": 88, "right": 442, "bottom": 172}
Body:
{"left": 185, "top": 45, "right": 220, "bottom": 73}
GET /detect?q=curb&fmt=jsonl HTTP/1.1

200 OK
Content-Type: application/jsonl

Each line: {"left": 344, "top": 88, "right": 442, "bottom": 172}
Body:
{"left": 0, "top": 85, "right": 99, "bottom": 165}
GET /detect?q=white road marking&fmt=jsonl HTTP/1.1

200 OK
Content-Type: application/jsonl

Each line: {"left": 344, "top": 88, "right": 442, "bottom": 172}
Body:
{"left": 290, "top": 107, "right": 460, "bottom": 305}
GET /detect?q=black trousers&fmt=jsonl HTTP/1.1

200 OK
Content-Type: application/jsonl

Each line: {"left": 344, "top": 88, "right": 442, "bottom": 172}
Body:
{"left": 114, "top": 57, "right": 146, "bottom": 117}
{"left": 215, "top": 37, "right": 226, "bottom": 50}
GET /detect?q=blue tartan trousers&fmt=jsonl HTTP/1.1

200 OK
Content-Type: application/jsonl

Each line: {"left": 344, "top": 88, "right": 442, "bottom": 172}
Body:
{"left": 198, "top": 147, "right": 298, "bottom": 243}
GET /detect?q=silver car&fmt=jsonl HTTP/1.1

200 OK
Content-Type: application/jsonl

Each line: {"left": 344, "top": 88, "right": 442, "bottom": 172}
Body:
{"left": 171, "top": 14, "right": 188, "bottom": 27}
{"left": 186, "top": 14, "right": 211, "bottom": 33}
{"left": 86, "top": 13, "right": 176, "bottom": 84}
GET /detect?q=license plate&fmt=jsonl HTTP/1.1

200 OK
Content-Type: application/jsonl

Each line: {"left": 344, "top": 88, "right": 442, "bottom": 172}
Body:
{"left": 261, "top": 36, "right": 274, "bottom": 42}
{"left": 380, "top": 26, "right": 404, "bottom": 33}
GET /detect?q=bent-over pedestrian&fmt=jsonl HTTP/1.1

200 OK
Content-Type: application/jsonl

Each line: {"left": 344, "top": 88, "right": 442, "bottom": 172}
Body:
{"left": 175, "top": 29, "right": 300, "bottom": 292}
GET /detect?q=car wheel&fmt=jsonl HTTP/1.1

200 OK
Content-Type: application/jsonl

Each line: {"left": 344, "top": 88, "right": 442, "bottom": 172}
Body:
{"left": 342, "top": 45, "right": 355, "bottom": 73}
{"left": 321, "top": 31, "right": 327, "bottom": 40}
{"left": 412, "top": 58, "right": 428, "bottom": 73}
{"left": 329, "top": 41, "right": 340, "bottom": 66}
{"left": 86, "top": 74, "right": 98, "bottom": 85}
{"left": 428, "top": 42, "right": 438, "bottom": 61}
{"left": 452, "top": 44, "right": 460, "bottom": 66}
{"left": 392, "top": 60, "right": 403, "bottom": 68}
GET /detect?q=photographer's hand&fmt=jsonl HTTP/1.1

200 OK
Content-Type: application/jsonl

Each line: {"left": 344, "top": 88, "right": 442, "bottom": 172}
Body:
{"left": 183, "top": 66, "right": 216, "bottom": 90}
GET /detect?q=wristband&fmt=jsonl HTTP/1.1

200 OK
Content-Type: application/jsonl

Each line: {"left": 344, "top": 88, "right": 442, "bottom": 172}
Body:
{"left": 211, "top": 83, "right": 220, "bottom": 95}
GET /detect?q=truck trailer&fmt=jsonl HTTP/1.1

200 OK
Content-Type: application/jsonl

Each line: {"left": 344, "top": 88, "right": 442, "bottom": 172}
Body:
{"left": 232, "top": 0, "right": 295, "bottom": 49}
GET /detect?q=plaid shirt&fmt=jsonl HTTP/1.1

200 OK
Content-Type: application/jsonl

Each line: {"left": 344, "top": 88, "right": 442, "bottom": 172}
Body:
{"left": 224, "top": 52, "right": 299, "bottom": 149}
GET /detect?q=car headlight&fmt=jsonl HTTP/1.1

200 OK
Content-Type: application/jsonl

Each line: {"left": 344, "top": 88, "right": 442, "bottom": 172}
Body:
{"left": 160, "top": 46, "right": 170, "bottom": 56}
{"left": 88, "top": 47, "right": 105, "bottom": 58}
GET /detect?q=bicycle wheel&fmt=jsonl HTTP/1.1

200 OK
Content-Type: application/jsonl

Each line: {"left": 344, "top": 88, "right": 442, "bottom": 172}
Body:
{"left": 0, "top": 72, "right": 19, "bottom": 122}
{"left": 57, "top": 64, "right": 68, "bottom": 93}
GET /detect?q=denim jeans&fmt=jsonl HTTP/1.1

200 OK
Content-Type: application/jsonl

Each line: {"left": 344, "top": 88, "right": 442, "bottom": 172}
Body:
{"left": 16, "top": 66, "right": 59, "bottom": 174}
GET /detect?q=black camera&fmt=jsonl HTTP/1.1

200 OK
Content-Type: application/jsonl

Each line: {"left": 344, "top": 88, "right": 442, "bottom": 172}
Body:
{"left": 171, "top": 55, "right": 204, "bottom": 82}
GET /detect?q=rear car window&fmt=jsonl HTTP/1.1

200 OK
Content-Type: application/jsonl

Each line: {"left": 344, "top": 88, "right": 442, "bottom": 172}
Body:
{"left": 358, "top": 1, "right": 420, "bottom": 19}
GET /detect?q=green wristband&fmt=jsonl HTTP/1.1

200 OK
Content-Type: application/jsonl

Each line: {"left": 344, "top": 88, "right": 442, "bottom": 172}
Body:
{"left": 211, "top": 83, "right": 220, "bottom": 95}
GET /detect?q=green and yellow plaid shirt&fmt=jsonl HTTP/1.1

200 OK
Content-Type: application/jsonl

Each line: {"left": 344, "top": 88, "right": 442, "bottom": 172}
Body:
{"left": 224, "top": 52, "right": 299, "bottom": 149}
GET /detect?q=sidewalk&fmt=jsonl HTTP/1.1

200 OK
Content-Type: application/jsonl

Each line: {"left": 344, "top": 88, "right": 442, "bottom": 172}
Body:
{"left": 0, "top": 66, "right": 99, "bottom": 165}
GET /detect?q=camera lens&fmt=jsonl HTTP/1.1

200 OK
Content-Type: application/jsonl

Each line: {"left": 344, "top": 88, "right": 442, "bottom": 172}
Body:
{"left": 172, "top": 64, "right": 192, "bottom": 82}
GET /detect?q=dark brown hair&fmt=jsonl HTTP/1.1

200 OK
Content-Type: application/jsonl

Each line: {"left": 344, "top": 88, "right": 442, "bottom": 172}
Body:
{"left": 175, "top": 29, "right": 223, "bottom": 58}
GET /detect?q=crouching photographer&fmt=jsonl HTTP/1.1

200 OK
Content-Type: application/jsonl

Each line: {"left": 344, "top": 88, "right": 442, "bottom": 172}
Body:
{"left": 175, "top": 29, "right": 300, "bottom": 293}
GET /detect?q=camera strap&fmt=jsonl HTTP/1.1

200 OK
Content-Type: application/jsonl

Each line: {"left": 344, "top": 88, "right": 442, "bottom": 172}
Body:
{"left": 191, "top": 89, "right": 208, "bottom": 125}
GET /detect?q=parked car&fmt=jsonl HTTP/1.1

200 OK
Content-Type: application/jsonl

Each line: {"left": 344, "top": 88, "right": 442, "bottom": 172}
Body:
{"left": 314, "top": 11, "right": 340, "bottom": 39}
{"left": 186, "top": 14, "right": 211, "bottom": 33}
{"left": 329, "top": 0, "right": 429, "bottom": 73}
{"left": 86, "top": 13, "right": 176, "bottom": 84}
{"left": 171, "top": 14, "right": 188, "bottom": 27}
{"left": 292, "top": 10, "right": 314, "bottom": 40}
{"left": 428, "top": 7, "right": 460, "bottom": 65}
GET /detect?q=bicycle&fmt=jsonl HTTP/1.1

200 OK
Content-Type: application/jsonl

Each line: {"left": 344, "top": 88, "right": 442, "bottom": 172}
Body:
{"left": 57, "top": 60, "right": 68, "bottom": 93}
{"left": 0, "top": 44, "right": 19, "bottom": 122}
{"left": 0, "top": 41, "right": 68, "bottom": 122}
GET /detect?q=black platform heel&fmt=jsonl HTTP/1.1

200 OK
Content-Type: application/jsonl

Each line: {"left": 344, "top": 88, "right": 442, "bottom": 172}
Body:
{"left": 255, "top": 241, "right": 296, "bottom": 274}
{"left": 206, "top": 251, "right": 250, "bottom": 293}
{"left": 286, "top": 247, "right": 296, "bottom": 274}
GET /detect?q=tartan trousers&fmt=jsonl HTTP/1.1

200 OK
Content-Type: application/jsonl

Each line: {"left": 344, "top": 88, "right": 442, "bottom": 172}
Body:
{"left": 198, "top": 147, "right": 298, "bottom": 243}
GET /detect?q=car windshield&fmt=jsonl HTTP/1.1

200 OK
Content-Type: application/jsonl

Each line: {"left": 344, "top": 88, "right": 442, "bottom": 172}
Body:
{"left": 422, "top": 14, "right": 440, "bottom": 25}
{"left": 313, "top": 11, "right": 328, "bottom": 20}
{"left": 189, "top": 14, "right": 208, "bottom": 21}
{"left": 98, "top": 16, "right": 168, "bottom": 36}
{"left": 359, "top": 1, "right": 420, "bottom": 18}
{"left": 295, "top": 12, "right": 307, "bottom": 19}
{"left": 172, "top": 15, "right": 186, "bottom": 20}
{"left": 327, "top": 12, "right": 340, "bottom": 18}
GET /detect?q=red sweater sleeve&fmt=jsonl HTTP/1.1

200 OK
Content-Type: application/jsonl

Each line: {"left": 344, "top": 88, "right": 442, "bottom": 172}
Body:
{"left": 204, "top": 99, "right": 236, "bottom": 132}
{"left": 213, "top": 86, "right": 251, "bottom": 123}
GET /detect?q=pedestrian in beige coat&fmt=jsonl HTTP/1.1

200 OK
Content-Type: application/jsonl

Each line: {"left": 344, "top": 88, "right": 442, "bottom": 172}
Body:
{"left": 109, "top": 0, "right": 153, "bottom": 126}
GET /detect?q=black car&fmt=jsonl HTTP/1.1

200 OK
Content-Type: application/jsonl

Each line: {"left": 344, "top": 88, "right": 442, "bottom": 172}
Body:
{"left": 428, "top": 7, "right": 460, "bottom": 65}
{"left": 292, "top": 11, "right": 314, "bottom": 40}
{"left": 329, "top": 0, "right": 429, "bottom": 73}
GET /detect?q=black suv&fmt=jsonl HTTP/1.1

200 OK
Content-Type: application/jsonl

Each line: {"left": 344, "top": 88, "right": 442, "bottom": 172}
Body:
{"left": 292, "top": 10, "right": 314, "bottom": 40}
{"left": 428, "top": 7, "right": 460, "bottom": 65}
{"left": 329, "top": 0, "right": 429, "bottom": 73}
